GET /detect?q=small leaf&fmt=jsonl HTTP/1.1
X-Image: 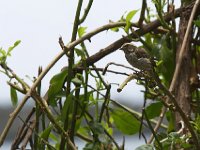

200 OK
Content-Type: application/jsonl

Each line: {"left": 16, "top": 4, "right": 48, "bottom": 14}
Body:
{"left": 166, "top": 110, "right": 175, "bottom": 132}
{"left": 40, "top": 125, "right": 52, "bottom": 140}
{"left": 156, "top": 60, "right": 163, "bottom": 66}
{"left": 124, "top": 10, "right": 138, "bottom": 33}
{"left": 49, "top": 133, "right": 58, "bottom": 143}
{"left": 194, "top": 20, "right": 200, "bottom": 27}
{"left": 72, "top": 77, "right": 82, "bottom": 85}
{"left": 10, "top": 86, "right": 18, "bottom": 106}
{"left": 38, "top": 125, "right": 53, "bottom": 150}
{"left": 88, "top": 121, "right": 104, "bottom": 135}
{"left": 0, "top": 48, "right": 6, "bottom": 56}
{"left": 110, "top": 27, "right": 119, "bottom": 32}
{"left": 75, "top": 48, "right": 85, "bottom": 58}
{"left": 61, "top": 94, "right": 73, "bottom": 121}
{"left": 135, "top": 144, "right": 154, "bottom": 150}
{"left": 110, "top": 108, "right": 140, "bottom": 135}
{"left": 126, "top": 10, "right": 138, "bottom": 22}
{"left": 124, "top": 21, "right": 131, "bottom": 33}
{"left": 77, "top": 126, "right": 90, "bottom": 138}
{"left": 48, "top": 69, "right": 68, "bottom": 105}
{"left": 8, "top": 40, "right": 21, "bottom": 55}
{"left": 0, "top": 48, "right": 7, "bottom": 63}
{"left": 78, "top": 26, "right": 87, "bottom": 37}
{"left": 145, "top": 102, "right": 163, "bottom": 119}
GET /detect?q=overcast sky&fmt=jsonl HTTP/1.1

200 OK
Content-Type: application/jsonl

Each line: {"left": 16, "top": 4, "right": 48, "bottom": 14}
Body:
{"left": 0, "top": 0, "right": 180, "bottom": 106}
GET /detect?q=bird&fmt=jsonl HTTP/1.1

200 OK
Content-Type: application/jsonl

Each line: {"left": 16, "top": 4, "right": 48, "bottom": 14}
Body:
{"left": 120, "top": 43, "right": 153, "bottom": 71}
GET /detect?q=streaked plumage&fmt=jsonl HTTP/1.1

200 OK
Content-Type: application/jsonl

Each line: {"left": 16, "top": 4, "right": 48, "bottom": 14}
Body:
{"left": 120, "top": 43, "right": 152, "bottom": 71}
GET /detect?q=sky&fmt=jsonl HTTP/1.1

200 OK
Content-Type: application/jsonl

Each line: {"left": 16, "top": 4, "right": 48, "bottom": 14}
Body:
{"left": 0, "top": 0, "right": 149, "bottom": 106}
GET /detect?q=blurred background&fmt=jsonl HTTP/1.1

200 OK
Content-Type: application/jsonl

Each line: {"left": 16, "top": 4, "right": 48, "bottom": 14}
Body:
{"left": 0, "top": 0, "right": 180, "bottom": 149}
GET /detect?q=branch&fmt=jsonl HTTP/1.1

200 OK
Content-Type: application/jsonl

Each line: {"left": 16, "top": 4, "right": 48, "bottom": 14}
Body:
{"left": 83, "top": 2, "right": 195, "bottom": 67}
{"left": 138, "top": 0, "right": 147, "bottom": 26}
{"left": 102, "top": 62, "right": 136, "bottom": 75}
{"left": 99, "top": 84, "right": 111, "bottom": 122}
{"left": 79, "top": 0, "right": 93, "bottom": 24}
{"left": 170, "top": 0, "right": 200, "bottom": 92}
{"left": 117, "top": 74, "right": 137, "bottom": 92}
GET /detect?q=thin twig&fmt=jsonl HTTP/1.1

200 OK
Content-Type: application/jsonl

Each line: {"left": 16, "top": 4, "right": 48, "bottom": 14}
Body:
{"left": 7, "top": 81, "right": 26, "bottom": 94}
{"left": 117, "top": 74, "right": 137, "bottom": 92}
{"left": 99, "top": 84, "right": 111, "bottom": 122}
{"left": 104, "top": 129, "right": 120, "bottom": 150}
{"left": 11, "top": 108, "right": 35, "bottom": 149}
{"left": 102, "top": 62, "right": 136, "bottom": 75}
{"left": 21, "top": 120, "right": 36, "bottom": 150}
{"left": 79, "top": 0, "right": 93, "bottom": 24}
{"left": 75, "top": 67, "right": 130, "bottom": 76}
{"left": 138, "top": 0, "right": 147, "bottom": 26}
{"left": 143, "top": 109, "right": 163, "bottom": 149}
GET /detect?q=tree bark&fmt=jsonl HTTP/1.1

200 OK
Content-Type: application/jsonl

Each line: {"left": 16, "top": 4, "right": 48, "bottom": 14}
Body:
{"left": 174, "top": 4, "right": 192, "bottom": 131}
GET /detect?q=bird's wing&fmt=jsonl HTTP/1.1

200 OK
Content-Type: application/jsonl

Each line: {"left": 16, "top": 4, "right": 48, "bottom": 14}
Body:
{"left": 135, "top": 47, "right": 149, "bottom": 59}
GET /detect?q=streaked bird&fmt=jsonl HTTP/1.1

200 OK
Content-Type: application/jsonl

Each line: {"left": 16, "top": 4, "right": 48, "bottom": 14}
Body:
{"left": 120, "top": 43, "right": 152, "bottom": 71}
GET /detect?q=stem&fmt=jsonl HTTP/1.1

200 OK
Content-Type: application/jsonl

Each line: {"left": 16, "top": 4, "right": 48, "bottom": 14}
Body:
{"left": 34, "top": 66, "right": 42, "bottom": 149}
{"left": 79, "top": 0, "right": 93, "bottom": 24}
{"left": 99, "top": 84, "right": 111, "bottom": 122}
{"left": 138, "top": 0, "right": 147, "bottom": 26}
{"left": 143, "top": 109, "right": 163, "bottom": 149}
{"left": 62, "top": 0, "right": 83, "bottom": 149}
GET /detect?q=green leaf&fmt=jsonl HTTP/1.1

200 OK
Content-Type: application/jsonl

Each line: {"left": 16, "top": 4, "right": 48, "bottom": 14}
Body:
{"left": 155, "top": 35, "right": 175, "bottom": 84}
{"left": 48, "top": 69, "right": 68, "bottom": 105}
{"left": 78, "top": 26, "right": 87, "bottom": 37}
{"left": 166, "top": 110, "right": 175, "bottom": 132}
{"left": 145, "top": 102, "right": 163, "bottom": 119}
{"left": 124, "top": 10, "right": 138, "bottom": 33}
{"left": 0, "top": 48, "right": 7, "bottom": 63}
{"left": 135, "top": 144, "right": 154, "bottom": 150}
{"left": 88, "top": 121, "right": 104, "bottom": 135}
{"left": 124, "top": 21, "right": 131, "bottom": 33}
{"left": 72, "top": 77, "right": 82, "bottom": 85}
{"left": 10, "top": 86, "right": 18, "bottom": 106}
{"left": 84, "top": 142, "right": 102, "bottom": 150}
{"left": 77, "top": 126, "right": 90, "bottom": 137}
{"left": 194, "top": 20, "right": 200, "bottom": 27}
{"left": 126, "top": 10, "right": 138, "bottom": 22}
{"left": 61, "top": 94, "right": 74, "bottom": 121}
{"left": 75, "top": 48, "right": 85, "bottom": 58}
{"left": 40, "top": 125, "right": 52, "bottom": 140}
{"left": 110, "top": 108, "right": 140, "bottom": 135}
{"left": 49, "top": 133, "right": 58, "bottom": 143}
{"left": 0, "top": 48, "right": 6, "bottom": 56}
{"left": 110, "top": 27, "right": 119, "bottom": 32}
{"left": 38, "top": 125, "right": 53, "bottom": 150}
{"left": 8, "top": 40, "right": 21, "bottom": 55}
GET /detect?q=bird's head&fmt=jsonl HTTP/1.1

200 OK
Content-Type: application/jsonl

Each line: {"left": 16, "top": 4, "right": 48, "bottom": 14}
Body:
{"left": 120, "top": 43, "right": 137, "bottom": 54}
